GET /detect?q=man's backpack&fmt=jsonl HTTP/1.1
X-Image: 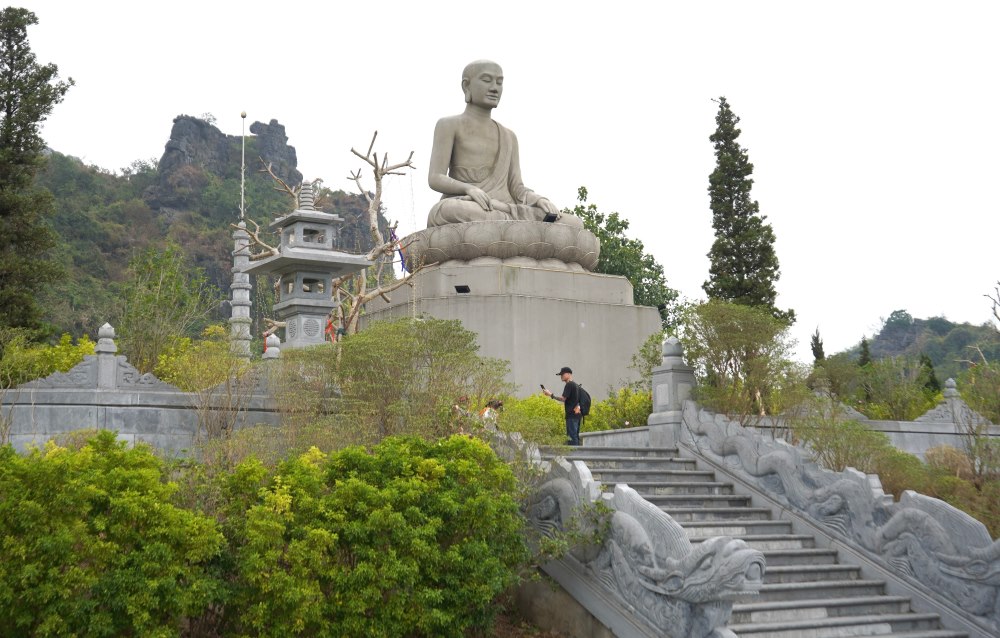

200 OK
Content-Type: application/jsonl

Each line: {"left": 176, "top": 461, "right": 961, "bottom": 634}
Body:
{"left": 577, "top": 384, "right": 592, "bottom": 417}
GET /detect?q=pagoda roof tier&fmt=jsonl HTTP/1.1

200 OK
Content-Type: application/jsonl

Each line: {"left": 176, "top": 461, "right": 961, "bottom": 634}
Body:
{"left": 242, "top": 246, "right": 371, "bottom": 277}
{"left": 269, "top": 209, "right": 342, "bottom": 230}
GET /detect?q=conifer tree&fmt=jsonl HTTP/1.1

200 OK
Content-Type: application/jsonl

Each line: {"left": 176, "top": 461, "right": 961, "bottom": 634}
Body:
{"left": 810, "top": 328, "right": 825, "bottom": 364}
{"left": 859, "top": 336, "right": 872, "bottom": 367}
{"left": 0, "top": 8, "right": 72, "bottom": 332}
{"left": 703, "top": 97, "right": 793, "bottom": 324}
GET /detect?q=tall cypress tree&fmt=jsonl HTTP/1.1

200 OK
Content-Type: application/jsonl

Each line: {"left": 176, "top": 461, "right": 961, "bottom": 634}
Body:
{"left": 0, "top": 8, "right": 72, "bottom": 332}
{"left": 810, "top": 328, "right": 825, "bottom": 364}
{"left": 703, "top": 97, "right": 793, "bottom": 324}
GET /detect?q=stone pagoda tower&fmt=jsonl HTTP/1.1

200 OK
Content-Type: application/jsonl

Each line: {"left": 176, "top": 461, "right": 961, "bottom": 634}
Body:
{"left": 244, "top": 182, "right": 370, "bottom": 349}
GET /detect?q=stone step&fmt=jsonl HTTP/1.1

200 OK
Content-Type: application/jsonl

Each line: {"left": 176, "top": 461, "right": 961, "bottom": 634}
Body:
{"left": 747, "top": 580, "right": 888, "bottom": 603}
{"left": 731, "top": 595, "right": 913, "bottom": 624}
{"left": 589, "top": 468, "right": 717, "bottom": 483}
{"left": 660, "top": 506, "right": 773, "bottom": 521}
{"left": 546, "top": 445, "right": 679, "bottom": 458}
{"left": 762, "top": 564, "right": 862, "bottom": 584}
{"left": 683, "top": 520, "right": 797, "bottom": 538}
{"left": 552, "top": 455, "right": 698, "bottom": 470}
{"left": 727, "top": 612, "right": 945, "bottom": 638}
{"left": 757, "top": 548, "right": 839, "bottom": 566}
{"left": 640, "top": 493, "right": 752, "bottom": 508}
{"left": 609, "top": 480, "right": 734, "bottom": 495}
{"left": 693, "top": 533, "right": 817, "bottom": 550}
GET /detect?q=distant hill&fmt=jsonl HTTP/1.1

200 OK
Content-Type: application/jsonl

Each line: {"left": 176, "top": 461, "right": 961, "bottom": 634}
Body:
{"left": 36, "top": 115, "right": 386, "bottom": 338}
{"left": 834, "top": 309, "right": 1000, "bottom": 381}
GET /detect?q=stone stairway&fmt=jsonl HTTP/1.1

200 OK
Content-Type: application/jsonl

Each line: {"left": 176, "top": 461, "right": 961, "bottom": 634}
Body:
{"left": 544, "top": 445, "right": 968, "bottom": 638}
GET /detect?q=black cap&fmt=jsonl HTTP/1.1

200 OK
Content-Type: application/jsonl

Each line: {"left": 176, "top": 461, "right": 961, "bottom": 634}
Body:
{"left": 557, "top": 366, "right": 573, "bottom": 375}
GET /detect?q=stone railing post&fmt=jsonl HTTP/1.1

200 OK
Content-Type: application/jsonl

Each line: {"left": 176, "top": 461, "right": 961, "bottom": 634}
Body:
{"left": 647, "top": 336, "right": 695, "bottom": 447}
{"left": 95, "top": 323, "right": 119, "bottom": 390}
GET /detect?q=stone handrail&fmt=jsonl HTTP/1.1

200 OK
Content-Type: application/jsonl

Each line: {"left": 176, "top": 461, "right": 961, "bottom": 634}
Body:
{"left": 486, "top": 428, "right": 765, "bottom": 638}
{"left": 680, "top": 400, "right": 1000, "bottom": 635}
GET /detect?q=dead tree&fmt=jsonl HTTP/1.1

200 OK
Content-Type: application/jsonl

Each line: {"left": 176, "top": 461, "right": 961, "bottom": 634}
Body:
{"left": 988, "top": 281, "right": 1000, "bottom": 332}
{"left": 334, "top": 131, "right": 426, "bottom": 335}
{"left": 244, "top": 135, "right": 426, "bottom": 339}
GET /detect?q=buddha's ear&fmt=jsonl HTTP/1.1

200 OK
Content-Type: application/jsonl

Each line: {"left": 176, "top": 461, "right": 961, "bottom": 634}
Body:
{"left": 462, "top": 79, "right": 471, "bottom": 104}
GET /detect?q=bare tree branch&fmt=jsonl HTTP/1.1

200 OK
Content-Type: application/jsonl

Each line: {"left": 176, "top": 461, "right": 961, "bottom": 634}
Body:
{"left": 231, "top": 219, "right": 279, "bottom": 260}
{"left": 987, "top": 281, "right": 1000, "bottom": 332}
{"left": 258, "top": 158, "right": 301, "bottom": 206}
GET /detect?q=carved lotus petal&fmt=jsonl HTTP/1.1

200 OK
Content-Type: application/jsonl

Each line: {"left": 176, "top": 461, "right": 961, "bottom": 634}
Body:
{"left": 401, "top": 221, "right": 600, "bottom": 271}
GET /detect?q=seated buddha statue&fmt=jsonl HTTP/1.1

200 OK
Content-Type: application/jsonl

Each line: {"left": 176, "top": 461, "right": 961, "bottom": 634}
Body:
{"left": 426, "top": 59, "right": 583, "bottom": 229}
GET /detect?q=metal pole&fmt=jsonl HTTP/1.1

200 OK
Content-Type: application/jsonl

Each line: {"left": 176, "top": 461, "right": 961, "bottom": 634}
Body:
{"left": 240, "top": 111, "right": 247, "bottom": 220}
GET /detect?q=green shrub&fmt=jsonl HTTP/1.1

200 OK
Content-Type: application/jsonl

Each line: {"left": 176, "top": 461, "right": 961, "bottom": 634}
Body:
{"left": 0, "top": 432, "right": 223, "bottom": 637}
{"left": 222, "top": 436, "right": 527, "bottom": 637}
{"left": 584, "top": 387, "right": 652, "bottom": 432}
{"left": 794, "top": 416, "right": 892, "bottom": 473}
{"left": 0, "top": 330, "right": 95, "bottom": 388}
{"left": 497, "top": 394, "right": 565, "bottom": 445}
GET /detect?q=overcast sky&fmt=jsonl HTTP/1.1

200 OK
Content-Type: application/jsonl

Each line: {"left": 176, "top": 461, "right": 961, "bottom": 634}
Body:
{"left": 16, "top": 0, "right": 1000, "bottom": 362}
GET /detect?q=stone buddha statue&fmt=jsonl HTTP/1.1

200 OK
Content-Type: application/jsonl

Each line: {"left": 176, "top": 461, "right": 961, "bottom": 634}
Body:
{"left": 426, "top": 60, "right": 583, "bottom": 229}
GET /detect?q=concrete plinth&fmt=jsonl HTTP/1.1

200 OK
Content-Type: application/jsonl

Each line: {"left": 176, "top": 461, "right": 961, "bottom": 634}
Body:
{"left": 363, "top": 263, "right": 661, "bottom": 400}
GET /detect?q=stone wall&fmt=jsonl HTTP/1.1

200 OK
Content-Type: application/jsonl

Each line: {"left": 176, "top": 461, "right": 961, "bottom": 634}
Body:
{"left": 1, "top": 325, "right": 280, "bottom": 454}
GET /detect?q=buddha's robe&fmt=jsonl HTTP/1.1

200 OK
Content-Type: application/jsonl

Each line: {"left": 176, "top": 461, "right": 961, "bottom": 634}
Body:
{"left": 427, "top": 122, "right": 582, "bottom": 228}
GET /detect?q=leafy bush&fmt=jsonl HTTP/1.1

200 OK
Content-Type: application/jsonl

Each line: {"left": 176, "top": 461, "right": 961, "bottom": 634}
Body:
{"left": 794, "top": 416, "right": 892, "bottom": 473}
{"left": 678, "top": 300, "right": 801, "bottom": 423}
{"left": 496, "top": 394, "right": 565, "bottom": 445}
{"left": 0, "top": 330, "right": 94, "bottom": 388}
{"left": 270, "top": 318, "right": 513, "bottom": 449}
{"left": 584, "top": 387, "right": 652, "bottom": 432}
{"left": 220, "top": 436, "right": 527, "bottom": 637}
{"left": 0, "top": 432, "right": 223, "bottom": 637}
{"left": 856, "top": 356, "right": 938, "bottom": 421}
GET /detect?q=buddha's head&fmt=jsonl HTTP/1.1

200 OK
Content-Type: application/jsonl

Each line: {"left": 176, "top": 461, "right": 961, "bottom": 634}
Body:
{"left": 462, "top": 59, "right": 503, "bottom": 108}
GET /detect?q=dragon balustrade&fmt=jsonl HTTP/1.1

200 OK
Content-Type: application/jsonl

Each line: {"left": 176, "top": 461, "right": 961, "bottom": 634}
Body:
{"left": 680, "top": 400, "right": 1000, "bottom": 634}
{"left": 487, "top": 428, "right": 765, "bottom": 638}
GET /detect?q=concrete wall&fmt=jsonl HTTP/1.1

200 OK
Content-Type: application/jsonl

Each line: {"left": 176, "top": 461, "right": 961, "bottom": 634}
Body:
{"left": 1, "top": 328, "right": 280, "bottom": 455}
{"left": 364, "top": 263, "right": 662, "bottom": 400}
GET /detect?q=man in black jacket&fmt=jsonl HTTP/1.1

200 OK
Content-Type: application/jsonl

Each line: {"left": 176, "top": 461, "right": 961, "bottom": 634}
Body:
{"left": 543, "top": 366, "right": 582, "bottom": 446}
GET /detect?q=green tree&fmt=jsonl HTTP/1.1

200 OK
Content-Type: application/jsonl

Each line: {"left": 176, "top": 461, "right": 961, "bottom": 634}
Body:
{"left": 859, "top": 336, "right": 872, "bottom": 367}
{"left": 858, "top": 356, "right": 937, "bottom": 421}
{"left": 566, "top": 187, "right": 680, "bottom": 328}
{"left": 703, "top": 97, "right": 793, "bottom": 324}
{"left": 678, "top": 300, "right": 804, "bottom": 423}
{"left": 115, "top": 243, "right": 222, "bottom": 373}
{"left": 0, "top": 8, "right": 72, "bottom": 333}
{"left": 810, "top": 328, "right": 825, "bottom": 364}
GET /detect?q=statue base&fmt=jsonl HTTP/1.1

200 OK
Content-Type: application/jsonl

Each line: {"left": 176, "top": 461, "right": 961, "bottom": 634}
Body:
{"left": 363, "top": 262, "right": 662, "bottom": 400}
{"left": 402, "top": 220, "right": 601, "bottom": 272}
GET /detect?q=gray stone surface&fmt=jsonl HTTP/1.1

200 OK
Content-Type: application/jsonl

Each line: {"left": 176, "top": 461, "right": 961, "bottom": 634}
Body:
{"left": 402, "top": 220, "right": 600, "bottom": 272}
{"left": 681, "top": 399, "right": 1000, "bottom": 634}
{"left": 487, "top": 427, "right": 764, "bottom": 638}
{"left": 2, "top": 325, "right": 280, "bottom": 454}
{"left": 363, "top": 262, "right": 661, "bottom": 400}
{"left": 243, "top": 182, "right": 369, "bottom": 349}
{"left": 426, "top": 60, "right": 583, "bottom": 229}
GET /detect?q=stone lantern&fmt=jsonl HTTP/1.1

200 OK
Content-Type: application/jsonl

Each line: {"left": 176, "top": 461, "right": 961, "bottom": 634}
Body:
{"left": 244, "top": 182, "right": 370, "bottom": 348}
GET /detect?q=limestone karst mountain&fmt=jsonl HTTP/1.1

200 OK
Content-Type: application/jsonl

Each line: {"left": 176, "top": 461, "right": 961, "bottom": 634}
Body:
{"left": 35, "top": 115, "right": 386, "bottom": 337}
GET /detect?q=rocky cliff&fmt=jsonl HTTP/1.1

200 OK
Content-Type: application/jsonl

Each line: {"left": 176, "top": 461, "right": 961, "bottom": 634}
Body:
{"left": 145, "top": 115, "right": 302, "bottom": 211}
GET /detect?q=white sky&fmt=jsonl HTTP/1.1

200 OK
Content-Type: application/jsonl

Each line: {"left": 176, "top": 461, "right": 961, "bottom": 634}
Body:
{"left": 16, "top": 0, "right": 1000, "bottom": 361}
